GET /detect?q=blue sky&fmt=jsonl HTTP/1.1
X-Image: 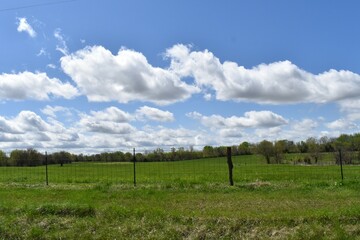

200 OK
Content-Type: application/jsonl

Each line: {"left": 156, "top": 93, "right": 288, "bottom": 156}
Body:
{"left": 1, "top": 0, "right": 360, "bottom": 153}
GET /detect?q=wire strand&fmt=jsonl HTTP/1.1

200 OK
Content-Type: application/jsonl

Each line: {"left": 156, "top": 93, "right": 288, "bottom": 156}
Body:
{"left": 0, "top": 0, "right": 78, "bottom": 12}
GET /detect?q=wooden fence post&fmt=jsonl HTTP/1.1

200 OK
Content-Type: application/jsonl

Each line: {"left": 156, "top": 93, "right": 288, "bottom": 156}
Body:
{"left": 133, "top": 148, "right": 136, "bottom": 187}
{"left": 227, "top": 147, "right": 234, "bottom": 186}
{"left": 45, "top": 151, "right": 48, "bottom": 186}
{"left": 339, "top": 149, "right": 344, "bottom": 181}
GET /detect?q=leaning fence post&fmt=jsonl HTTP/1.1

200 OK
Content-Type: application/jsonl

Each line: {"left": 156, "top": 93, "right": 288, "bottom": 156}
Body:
{"left": 339, "top": 149, "right": 344, "bottom": 181}
{"left": 133, "top": 148, "right": 136, "bottom": 187}
{"left": 45, "top": 151, "right": 49, "bottom": 186}
{"left": 227, "top": 147, "right": 234, "bottom": 186}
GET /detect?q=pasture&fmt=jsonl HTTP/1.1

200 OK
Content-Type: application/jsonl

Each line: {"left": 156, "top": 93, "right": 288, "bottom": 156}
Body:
{"left": 0, "top": 154, "right": 359, "bottom": 239}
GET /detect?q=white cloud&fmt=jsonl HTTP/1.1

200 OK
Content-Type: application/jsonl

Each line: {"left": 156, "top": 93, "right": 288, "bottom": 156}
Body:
{"left": 0, "top": 106, "right": 214, "bottom": 153}
{"left": 88, "top": 107, "right": 132, "bottom": 122}
{"left": 134, "top": 126, "right": 209, "bottom": 149}
{"left": 219, "top": 128, "right": 243, "bottom": 138}
{"left": 16, "top": 111, "right": 50, "bottom": 132}
{"left": 186, "top": 111, "right": 202, "bottom": 120}
{"left": 166, "top": 44, "right": 360, "bottom": 105}
{"left": 54, "top": 28, "right": 69, "bottom": 55}
{"left": 1, "top": 106, "right": 347, "bottom": 154}
{"left": 0, "top": 116, "right": 22, "bottom": 134}
{"left": 0, "top": 111, "right": 56, "bottom": 134}
{"left": 61, "top": 45, "right": 199, "bottom": 105}
{"left": 326, "top": 119, "right": 357, "bottom": 130}
{"left": 255, "top": 127, "right": 282, "bottom": 139}
{"left": 46, "top": 64, "right": 57, "bottom": 69}
{"left": 81, "top": 121, "right": 135, "bottom": 134}
{"left": 0, "top": 71, "right": 79, "bottom": 100}
{"left": 188, "top": 110, "right": 288, "bottom": 129}
{"left": 292, "top": 119, "right": 319, "bottom": 132}
{"left": 337, "top": 99, "right": 360, "bottom": 121}
{"left": 36, "top": 48, "right": 49, "bottom": 57}
{"left": 186, "top": 110, "right": 288, "bottom": 144}
{"left": 0, "top": 111, "right": 79, "bottom": 151}
{"left": 17, "top": 17, "right": 36, "bottom": 38}
{"left": 136, "top": 106, "right": 174, "bottom": 122}
{"left": 78, "top": 107, "right": 134, "bottom": 134}
{"left": 41, "top": 106, "right": 72, "bottom": 118}
{"left": 203, "top": 93, "right": 212, "bottom": 101}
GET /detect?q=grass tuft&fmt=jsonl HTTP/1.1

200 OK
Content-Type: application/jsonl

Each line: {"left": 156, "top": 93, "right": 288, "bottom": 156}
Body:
{"left": 32, "top": 204, "right": 95, "bottom": 218}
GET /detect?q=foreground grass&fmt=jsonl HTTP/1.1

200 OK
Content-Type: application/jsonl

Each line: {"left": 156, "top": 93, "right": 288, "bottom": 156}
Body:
{"left": 0, "top": 156, "right": 359, "bottom": 239}
{"left": 0, "top": 180, "right": 359, "bottom": 239}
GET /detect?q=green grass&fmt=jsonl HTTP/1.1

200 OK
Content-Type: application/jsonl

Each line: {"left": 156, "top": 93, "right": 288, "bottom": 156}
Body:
{"left": 0, "top": 182, "right": 359, "bottom": 239}
{"left": 0, "top": 154, "right": 358, "bottom": 185}
{"left": 0, "top": 155, "right": 359, "bottom": 239}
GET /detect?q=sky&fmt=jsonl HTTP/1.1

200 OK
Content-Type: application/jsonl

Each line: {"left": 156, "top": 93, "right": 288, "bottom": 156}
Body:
{"left": 1, "top": 0, "right": 360, "bottom": 154}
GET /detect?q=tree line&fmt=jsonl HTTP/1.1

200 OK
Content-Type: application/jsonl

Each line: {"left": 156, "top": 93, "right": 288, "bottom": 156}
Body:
{"left": 0, "top": 133, "right": 360, "bottom": 167}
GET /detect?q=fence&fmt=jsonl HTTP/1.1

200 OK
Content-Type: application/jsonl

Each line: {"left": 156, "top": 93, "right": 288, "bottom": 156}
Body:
{"left": 0, "top": 148, "right": 359, "bottom": 186}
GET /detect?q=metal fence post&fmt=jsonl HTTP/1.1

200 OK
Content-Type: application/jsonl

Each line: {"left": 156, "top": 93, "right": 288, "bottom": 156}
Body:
{"left": 227, "top": 147, "right": 234, "bottom": 186}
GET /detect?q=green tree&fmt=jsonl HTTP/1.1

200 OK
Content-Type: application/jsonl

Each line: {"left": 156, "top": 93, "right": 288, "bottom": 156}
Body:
{"left": 297, "top": 141, "right": 308, "bottom": 153}
{"left": 10, "top": 149, "right": 27, "bottom": 166}
{"left": 214, "top": 146, "right": 227, "bottom": 157}
{"left": 238, "top": 142, "right": 251, "bottom": 155}
{"left": 124, "top": 152, "right": 133, "bottom": 162}
{"left": 202, "top": 146, "right": 214, "bottom": 158}
{"left": 26, "top": 148, "right": 42, "bottom": 166}
{"left": 0, "top": 150, "right": 8, "bottom": 166}
{"left": 319, "top": 136, "right": 335, "bottom": 152}
{"left": 52, "top": 151, "right": 72, "bottom": 166}
{"left": 273, "top": 140, "right": 286, "bottom": 163}
{"left": 135, "top": 153, "right": 144, "bottom": 162}
{"left": 306, "top": 137, "right": 321, "bottom": 164}
{"left": 257, "top": 140, "right": 274, "bottom": 164}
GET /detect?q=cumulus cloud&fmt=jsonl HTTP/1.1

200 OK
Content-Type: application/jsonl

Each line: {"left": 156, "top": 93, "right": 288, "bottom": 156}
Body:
{"left": 89, "top": 107, "right": 132, "bottom": 122}
{"left": 78, "top": 107, "right": 134, "bottom": 134}
{"left": 255, "top": 127, "right": 282, "bottom": 139}
{"left": 219, "top": 128, "right": 243, "bottom": 138}
{"left": 16, "top": 111, "right": 50, "bottom": 132}
{"left": 326, "top": 119, "right": 357, "bottom": 130}
{"left": 0, "top": 71, "right": 79, "bottom": 100}
{"left": 166, "top": 44, "right": 360, "bottom": 104}
{"left": 0, "top": 116, "right": 22, "bottom": 134}
{"left": 61, "top": 45, "right": 199, "bottom": 105}
{"left": 0, "top": 111, "right": 81, "bottom": 151}
{"left": 292, "top": 119, "right": 319, "bottom": 132}
{"left": 134, "top": 126, "right": 209, "bottom": 149}
{"left": 336, "top": 99, "right": 360, "bottom": 121}
{"left": 0, "top": 111, "right": 73, "bottom": 141}
{"left": 135, "top": 106, "right": 174, "bottom": 122}
{"left": 0, "top": 106, "right": 334, "bottom": 153}
{"left": 41, "top": 106, "right": 72, "bottom": 118}
{"left": 187, "top": 110, "right": 288, "bottom": 129}
{"left": 17, "top": 17, "right": 36, "bottom": 38}
{"left": 0, "top": 105, "right": 214, "bottom": 153}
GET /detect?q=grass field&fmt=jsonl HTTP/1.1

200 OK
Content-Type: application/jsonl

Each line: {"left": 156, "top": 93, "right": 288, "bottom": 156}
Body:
{"left": 0, "top": 155, "right": 359, "bottom": 239}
